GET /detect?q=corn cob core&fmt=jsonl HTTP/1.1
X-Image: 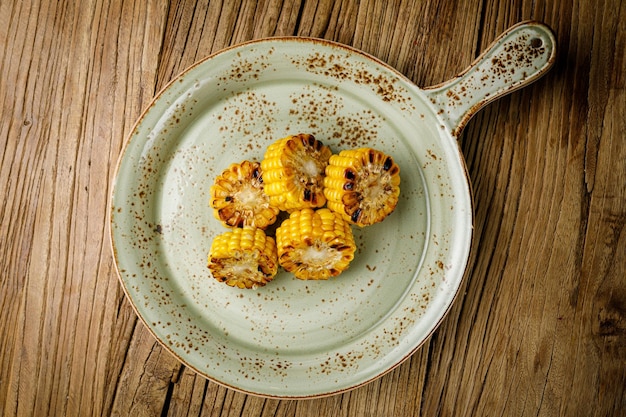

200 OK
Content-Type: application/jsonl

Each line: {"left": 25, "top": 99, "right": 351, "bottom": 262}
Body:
{"left": 210, "top": 160, "right": 279, "bottom": 229}
{"left": 207, "top": 227, "right": 278, "bottom": 289}
{"left": 324, "top": 148, "right": 400, "bottom": 227}
{"left": 260, "top": 134, "right": 332, "bottom": 212}
{"left": 276, "top": 208, "right": 356, "bottom": 280}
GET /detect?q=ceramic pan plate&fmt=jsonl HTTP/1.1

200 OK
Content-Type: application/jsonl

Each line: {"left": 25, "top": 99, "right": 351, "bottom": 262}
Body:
{"left": 111, "top": 27, "right": 554, "bottom": 397}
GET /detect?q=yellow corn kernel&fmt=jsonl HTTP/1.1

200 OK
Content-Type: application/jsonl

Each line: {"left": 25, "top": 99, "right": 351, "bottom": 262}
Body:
{"left": 260, "top": 134, "right": 332, "bottom": 212}
{"left": 324, "top": 148, "right": 400, "bottom": 227}
{"left": 207, "top": 227, "right": 278, "bottom": 289}
{"left": 276, "top": 208, "right": 356, "bottom": 280}
{"left": 210, "top": 160, "right": 279, "bottom": 229}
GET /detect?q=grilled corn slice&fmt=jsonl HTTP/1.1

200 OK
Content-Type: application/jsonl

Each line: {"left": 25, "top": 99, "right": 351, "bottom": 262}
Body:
{"left": 207, "top": 227, "right": 278, "bottom": 289}
{"left": 324, "top": 148, "right": 400, "bottom": 227}
{"left": 261, "top": 134, "right": 332, "bottom": 212}
{"left": 276, "top": 208, "right": 356, "bottom": 280}
{"left": 210, "top": 160, "right": 279, "bottom": 229}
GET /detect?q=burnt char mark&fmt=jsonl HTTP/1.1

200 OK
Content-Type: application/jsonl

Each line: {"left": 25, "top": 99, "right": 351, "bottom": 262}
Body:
{"left": 383, "top": 157, "right": 393, "bottom": 171}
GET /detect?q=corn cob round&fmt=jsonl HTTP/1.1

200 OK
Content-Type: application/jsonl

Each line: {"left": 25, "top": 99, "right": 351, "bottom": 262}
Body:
{"left": 276, "top": 208, "right": 356, "bottom": 280}
{"left": 324, "top": 148, "right": 400, "bottom": 227}
{"left": 207, "top": 227, "right": 278, "bottom": 289}
{"left": 210, "top": 160, "right": 279, "bottom": 229}
{"left": 260, "top": 134, "right": 332, "bottom": 212}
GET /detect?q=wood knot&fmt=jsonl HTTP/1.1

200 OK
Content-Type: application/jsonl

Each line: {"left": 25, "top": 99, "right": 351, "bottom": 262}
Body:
{"left": 595, "top": 303, "right": 625, "bottom": 337}
{"left": 593, "top": 294, "right": 626, "bottom": 358}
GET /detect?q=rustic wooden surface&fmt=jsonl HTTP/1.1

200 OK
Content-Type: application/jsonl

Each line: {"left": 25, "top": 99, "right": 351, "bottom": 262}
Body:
{"left": 1, "top": 0, "right": 625, "bottom": 416}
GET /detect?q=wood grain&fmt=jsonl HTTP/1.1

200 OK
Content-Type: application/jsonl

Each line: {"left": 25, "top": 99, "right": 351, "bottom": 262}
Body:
{"left": 1, "top": 0, "right": 624, "bottom": 416}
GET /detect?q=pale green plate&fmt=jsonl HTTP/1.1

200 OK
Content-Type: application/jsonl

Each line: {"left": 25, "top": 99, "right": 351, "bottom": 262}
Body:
{"left": 110, "top": 22, "right": 555, "bottom": 398}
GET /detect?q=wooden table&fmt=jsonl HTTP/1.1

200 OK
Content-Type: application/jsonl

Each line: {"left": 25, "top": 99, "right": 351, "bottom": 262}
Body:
{"left": 2, "top": 0, "right": 625, "bottom": 415}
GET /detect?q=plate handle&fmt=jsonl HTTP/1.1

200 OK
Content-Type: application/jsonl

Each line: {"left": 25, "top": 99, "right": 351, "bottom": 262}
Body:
{"left": 423, "top": 21, "right": 556, "bottom": 137}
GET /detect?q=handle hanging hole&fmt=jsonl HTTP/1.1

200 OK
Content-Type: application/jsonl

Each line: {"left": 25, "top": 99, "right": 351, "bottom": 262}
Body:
{"left": 530, "top": 37, "right": 543, "bottom": 48}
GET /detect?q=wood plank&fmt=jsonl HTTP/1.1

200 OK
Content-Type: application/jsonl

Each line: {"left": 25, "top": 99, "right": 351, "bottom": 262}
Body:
{"left": 0, "top": 0, "right": 169, "bottom": 415}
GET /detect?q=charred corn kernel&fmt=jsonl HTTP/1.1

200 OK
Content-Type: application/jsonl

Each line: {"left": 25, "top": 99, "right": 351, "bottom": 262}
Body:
{"left": 260, "top": 134, "right": 332, "bottom": 212}
{"left": 210, "top": 160, "right": 279, "bottom": 229}
{"left": 324, "top": 148, "right": 400, "bottom": 227}
{"left": 207, "top": 227, "right": 278, "bottom": 289}
{"left": 276, "top": 208, "right": 356, "bottom": 280}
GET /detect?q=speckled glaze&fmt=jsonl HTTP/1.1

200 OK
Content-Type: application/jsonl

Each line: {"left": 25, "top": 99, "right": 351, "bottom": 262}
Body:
{"left": 110, "top": 21, "right": 555, "bottom": 398}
